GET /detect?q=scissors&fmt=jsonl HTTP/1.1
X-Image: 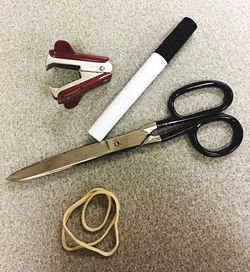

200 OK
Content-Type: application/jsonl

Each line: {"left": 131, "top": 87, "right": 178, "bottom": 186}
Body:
{"left": 7, "top": 80, "right": 243, "bottom": 182}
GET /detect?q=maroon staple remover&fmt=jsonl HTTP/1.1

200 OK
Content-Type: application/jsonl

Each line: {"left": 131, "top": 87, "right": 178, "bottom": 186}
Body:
{"left": 46, "top": 40, "right": 112, "bottom": 109}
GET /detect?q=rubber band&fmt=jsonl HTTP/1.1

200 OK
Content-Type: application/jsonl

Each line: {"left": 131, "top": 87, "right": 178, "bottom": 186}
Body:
{"left": 61, "top": 187, "right": 120, "bottom": 257}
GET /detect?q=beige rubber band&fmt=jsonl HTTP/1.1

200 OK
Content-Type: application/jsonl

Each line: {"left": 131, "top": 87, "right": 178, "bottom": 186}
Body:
{"left": 61, "top": 187, "right": 120, "bottom": 257}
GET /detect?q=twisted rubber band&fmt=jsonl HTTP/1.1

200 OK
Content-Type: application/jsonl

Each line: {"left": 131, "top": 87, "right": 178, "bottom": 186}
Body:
{"left": 61, "top": 188, "right": 120, "bottom": 257}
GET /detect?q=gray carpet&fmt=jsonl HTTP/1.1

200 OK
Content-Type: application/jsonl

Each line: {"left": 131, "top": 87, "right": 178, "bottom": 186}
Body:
{"left": 0, "top": 0, "right": 249, "bottom": 271}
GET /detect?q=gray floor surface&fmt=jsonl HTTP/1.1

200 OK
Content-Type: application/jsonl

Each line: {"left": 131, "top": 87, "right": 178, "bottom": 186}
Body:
{"left": 0, "top": 1, "right": 249, "bottom": 271}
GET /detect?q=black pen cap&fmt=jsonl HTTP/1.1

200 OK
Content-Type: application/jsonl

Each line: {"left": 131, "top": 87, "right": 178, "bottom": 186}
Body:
{"left": 155, "top": 17, "right": 197, "bottom": 62}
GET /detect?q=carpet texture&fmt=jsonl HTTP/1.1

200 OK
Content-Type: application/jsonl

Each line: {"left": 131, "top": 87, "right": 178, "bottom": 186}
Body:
{"left": 0, "top": 0, "right": 249, "bottom": 271}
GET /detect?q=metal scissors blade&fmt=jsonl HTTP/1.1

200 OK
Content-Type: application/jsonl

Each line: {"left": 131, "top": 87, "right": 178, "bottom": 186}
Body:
{"left": 7, "top": 123, "right": 157, "bottom": 182}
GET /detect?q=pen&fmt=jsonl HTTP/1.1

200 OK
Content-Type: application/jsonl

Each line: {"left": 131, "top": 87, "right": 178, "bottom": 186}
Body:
{"left": 89, "top": 17, "right": 197, "bottom": 141}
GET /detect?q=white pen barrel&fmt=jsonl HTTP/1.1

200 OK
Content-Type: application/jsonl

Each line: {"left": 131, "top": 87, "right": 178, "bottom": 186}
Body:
{"left": 88, "top": 53, "right": 167, "bottom": 141}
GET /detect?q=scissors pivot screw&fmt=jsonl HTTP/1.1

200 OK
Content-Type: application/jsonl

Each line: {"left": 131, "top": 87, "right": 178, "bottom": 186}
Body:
{"left": 114, "top": 140, "right": 120, "bottom": 146}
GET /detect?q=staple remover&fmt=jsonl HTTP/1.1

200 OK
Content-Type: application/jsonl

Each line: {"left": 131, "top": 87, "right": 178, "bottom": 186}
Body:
{"left": 46, "top": 40, "right": 112, "bottom": 109}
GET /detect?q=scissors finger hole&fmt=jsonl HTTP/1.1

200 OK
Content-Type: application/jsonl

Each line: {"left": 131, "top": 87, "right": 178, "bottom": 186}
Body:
{"left": 196, "top": 121, "right": 233, "bottom": 151}
{"left": 173, "top": 87, "right": 224, "bottom": 116}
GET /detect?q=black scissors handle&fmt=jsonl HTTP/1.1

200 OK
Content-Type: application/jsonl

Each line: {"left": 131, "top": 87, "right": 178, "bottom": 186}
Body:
{"left": 156, "top": 81, "right": 243, "bottom": 157}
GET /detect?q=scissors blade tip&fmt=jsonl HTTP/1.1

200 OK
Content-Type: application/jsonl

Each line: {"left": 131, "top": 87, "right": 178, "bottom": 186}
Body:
{"left": 6, "top": 170, "right": 34, "bottom": 182}
{"left": 6, "top": 173, "right": 20, "bottom": 182}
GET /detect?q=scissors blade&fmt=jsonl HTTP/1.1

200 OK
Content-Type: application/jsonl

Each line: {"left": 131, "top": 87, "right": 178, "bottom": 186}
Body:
{"left": 7, "top": 123, "right": 157, "bottom": 182}
{"left": 7, "top": 142, "right": 111, "bottom": 182}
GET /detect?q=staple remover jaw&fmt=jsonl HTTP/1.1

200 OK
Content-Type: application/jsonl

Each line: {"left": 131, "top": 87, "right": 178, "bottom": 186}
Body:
{"left": 46, "top": 40, "right": 112, "bottom": 109}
